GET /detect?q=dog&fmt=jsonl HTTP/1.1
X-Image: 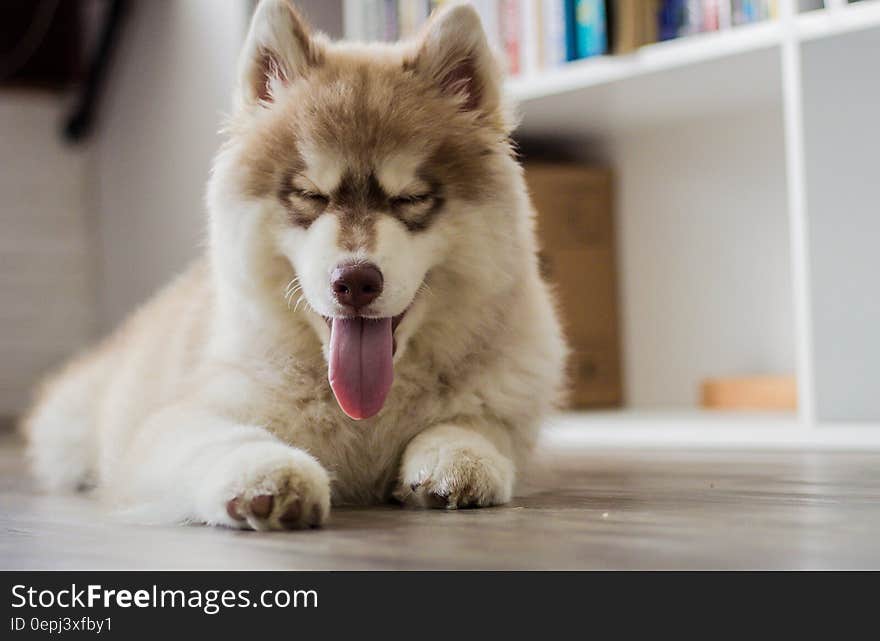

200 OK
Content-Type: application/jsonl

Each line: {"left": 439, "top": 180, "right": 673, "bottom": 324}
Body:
{"left": 23, "top": 0, "right": 566, "bottom": 530}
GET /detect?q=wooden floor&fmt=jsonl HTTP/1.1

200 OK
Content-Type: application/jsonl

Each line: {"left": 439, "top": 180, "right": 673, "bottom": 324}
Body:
{"left": 2, "top": 430, "right": 879, "bottom": 570}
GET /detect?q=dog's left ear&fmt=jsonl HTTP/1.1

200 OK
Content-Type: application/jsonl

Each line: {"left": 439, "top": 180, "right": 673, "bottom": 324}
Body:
{"left": 411, "top": 4, "right": 502, "bottom": 117}
{"left": 237, "top": 0, "right": 323, "bottom": 107}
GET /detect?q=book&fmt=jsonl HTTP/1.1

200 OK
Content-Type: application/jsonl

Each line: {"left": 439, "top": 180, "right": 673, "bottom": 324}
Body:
{"left": 498, "top": 0, "right": 521, "bottom": 75}
{"left": 343, "top": 0, "right": 366, "bottom": 40}
{"left": 542, "top": 0, "right": 568, "bottom": 67}
{"left": 680, "top": 0, "right": 701, "bottom": 36}
{"left": 718, "top": 0, "right": 733, "bottom": 29}
{"left": 520, "top": 0, "right": 541, "bottom": 76}
{"left": 574, "top": 0, "right": 608, "bottom": 59}
{"left": 397, "top": 1, "right": 430, "bottom": 40}
{"left": 564, "top": 0, "right": 578, "bottom": 61}
{"left": 658, "top": 0, "right": 684, "bottom": 41}
{"left": 469, "top": 0, "right": 502, "bottom": 60}
{"left": 363, "top": 0, "right": 384, "bottom": 41}
{"left": 383, "top": 0, "right": 399, "bottom": 41}
{"left": 701, "top": 0, "right": 720, "bottom": 31}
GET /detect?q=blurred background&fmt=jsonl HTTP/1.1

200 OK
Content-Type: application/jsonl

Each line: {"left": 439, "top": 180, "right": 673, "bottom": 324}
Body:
{"left": 1, "top": 0, "right": 878, "bottom": 442}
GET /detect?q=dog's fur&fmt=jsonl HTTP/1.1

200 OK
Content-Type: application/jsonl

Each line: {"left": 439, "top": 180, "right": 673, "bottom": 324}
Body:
{"left": 23, "top": 1, "right": 566, "bottom": 530}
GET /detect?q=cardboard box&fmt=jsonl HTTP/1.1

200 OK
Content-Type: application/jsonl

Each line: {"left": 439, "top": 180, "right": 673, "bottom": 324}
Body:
{"left": 525, "top": 163, "right": 623, "bottom": 408}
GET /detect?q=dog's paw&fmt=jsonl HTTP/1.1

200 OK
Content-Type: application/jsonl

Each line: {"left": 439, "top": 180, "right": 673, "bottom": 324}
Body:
{"left": 393, "top": 426, "right": 514, "bottom": 509}
{"left": 224, "top": 456, "right": 331, "bottom": 531}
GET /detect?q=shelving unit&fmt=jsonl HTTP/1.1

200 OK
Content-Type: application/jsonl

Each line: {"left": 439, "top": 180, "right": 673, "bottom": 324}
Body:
{"left": 507, "top": 1, "right": 880, "bottom": 446}
{"left": 327, "top": 1, "right": 880, "bottom": 446}
{"left": 507, "top": 18, "right": 782, "bottom": 106}
{"left": 508, "top": 1, "right": 880, "bottom": 108}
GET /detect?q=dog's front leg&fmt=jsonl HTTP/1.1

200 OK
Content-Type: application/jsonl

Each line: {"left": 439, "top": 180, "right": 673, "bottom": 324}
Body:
{"left": 393, "top": 422, "right": 515, "bottom": 509}
{"left": 109, "top": 401, "right": 331, "bottom": 530}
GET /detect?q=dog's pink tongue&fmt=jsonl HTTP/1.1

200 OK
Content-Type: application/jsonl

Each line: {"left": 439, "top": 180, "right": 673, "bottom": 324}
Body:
{"left": 329, "top": 317, "right": 393, "bottom": 420}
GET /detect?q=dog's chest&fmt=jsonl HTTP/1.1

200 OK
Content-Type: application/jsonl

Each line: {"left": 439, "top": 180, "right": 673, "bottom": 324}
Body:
{"left": 257, "top": 387, "right": 432, "bottom": 504}
{"left": 256, "top": 356, "right": 468, "bottom": 504}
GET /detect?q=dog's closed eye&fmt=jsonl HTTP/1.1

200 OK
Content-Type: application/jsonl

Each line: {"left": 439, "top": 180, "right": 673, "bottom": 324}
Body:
{"left": 282, "top": 174, "right": 330, "bottom": 227}
{"left": 292, "top": 188, "right": 330, "bottom": 205}
{"left": 390, "top": 192, "right": 433, "bottom": 208}
{"left": 389, "top": 190, "right": 441, "bottom": 231}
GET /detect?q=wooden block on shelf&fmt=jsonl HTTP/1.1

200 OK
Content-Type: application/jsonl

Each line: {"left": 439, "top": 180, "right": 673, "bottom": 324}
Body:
{"left": 700, "top": 375, "right": 797, "bottom": 411}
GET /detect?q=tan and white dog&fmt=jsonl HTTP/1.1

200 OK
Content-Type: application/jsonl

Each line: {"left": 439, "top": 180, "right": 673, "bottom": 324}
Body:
{"left": 24, "top": 0, "right": 566, "bottom": 530}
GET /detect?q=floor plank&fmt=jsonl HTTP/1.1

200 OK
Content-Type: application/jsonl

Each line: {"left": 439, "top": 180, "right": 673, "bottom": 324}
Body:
{"left": 2, "top": 431, "right": 879, "bottom": 569}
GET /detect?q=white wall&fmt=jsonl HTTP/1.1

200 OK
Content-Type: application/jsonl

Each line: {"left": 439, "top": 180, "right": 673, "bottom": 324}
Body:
{"left": 0, "top": 0, "right": 345, "bottom": 415}
{"left": 0, "top": 95, "right": 95, "bottom": 414}
{"left": 802, "top": 27, "right": 880, "bottom": 422}
{"left": 610, "top": 108, "right": 796, "bottom": 407}
{"left": 93, "top": 0, "right": 342, "bottom": 333}
{"left": 94, "top": 0, "right": 248, "bottom": 330}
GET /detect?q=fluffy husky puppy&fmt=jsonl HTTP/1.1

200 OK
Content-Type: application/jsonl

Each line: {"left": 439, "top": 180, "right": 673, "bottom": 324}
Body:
{"left": 24, "top": 0, "right": 565, "bottom": 530}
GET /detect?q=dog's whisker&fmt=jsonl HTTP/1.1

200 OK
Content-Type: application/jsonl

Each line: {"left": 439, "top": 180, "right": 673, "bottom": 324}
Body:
{"left": 284, "top": 278, "right": 304, "bottom": 310}
{"left": 284, "top": 283, "right": 301, "bottom": 298}
{"left": 284, "top": 277, "right": 301, "bottom": 295}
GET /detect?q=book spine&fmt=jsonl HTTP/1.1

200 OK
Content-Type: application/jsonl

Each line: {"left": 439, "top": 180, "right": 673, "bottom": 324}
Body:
{"left": 658, "top": 0, "right": 684, "bottom": 41}
{"left": 383, "top": 0, "right": 399, "bottom": 41}
{"left": 343, "top": 0, "right": 365, "bottom": 40}
{"left": 499, "top": 0, "right": 522, "bottom": 75}
{"left": 471, "top": 0, "right": 502, "bottom": 57}
{"left": 397, "top": 0, "right": 414, "bottom": 39}
{"left": 681, "top": 0, "right": 701, "bottom": 36}
{"left": 534, "top": 0, "right": 545, "bottom": 69}
{"left": 364, "top": 0, "right": 383, "bottom": 41}
{"left": 542, "top": 0, "right": 567, "bottom": 67}
{"left": 718, "top": 0, "right": 733, "bottom": 29}
{"left": 564, "top": 0, "right": 578, "bottom": 61}
{"left": 520, "top": 0, "right": 541, "bottom": 76}
{"left": 574, "top": 0, "right": 608, "bottom": 58}
{"left": 700, "top": 0, "right": 719, "bottom": 32}
{"left": 642, "top": 0, "right": 659, "bottom": 46}
{"left": 734, "top": 0, "right": 757, "bottom": 25}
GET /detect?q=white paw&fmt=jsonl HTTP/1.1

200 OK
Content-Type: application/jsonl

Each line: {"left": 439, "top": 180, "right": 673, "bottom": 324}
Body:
{"left": 220, "top": 451, "right": 331, "bottom": 531}
{"left": 394, "top": 426, "right": 514, "bottom": 509}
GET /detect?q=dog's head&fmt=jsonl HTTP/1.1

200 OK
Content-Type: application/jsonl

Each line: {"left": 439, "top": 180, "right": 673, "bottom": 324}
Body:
{"left": 209, "top": 1, "right": 523, "bottom": 419}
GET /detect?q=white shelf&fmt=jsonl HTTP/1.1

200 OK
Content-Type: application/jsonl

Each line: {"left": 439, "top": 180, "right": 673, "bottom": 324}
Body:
{"left": 508, "top": 23, "right": 784, "bottom": 138}
{"left": 506, "top": 20, "right": 781, "bottom": 103}
{"left": 540, "top": 411, "right": 880, "bottom": 450}
{"left": 506, "top": 1, "right": 880, "bottom": 429}
{"left": 798, "top": 1, "right": 880, "bottom": 41}
{"left": 506, "top": 2, "right": 880, "bottom": 138}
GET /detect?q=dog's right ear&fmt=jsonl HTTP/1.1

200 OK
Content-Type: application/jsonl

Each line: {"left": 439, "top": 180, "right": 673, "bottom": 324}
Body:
{"left": 410, "top": 3, "right": 503, "bottom": 117}
{"left": 236, "top": 0, "right": 322, "bottom": 108}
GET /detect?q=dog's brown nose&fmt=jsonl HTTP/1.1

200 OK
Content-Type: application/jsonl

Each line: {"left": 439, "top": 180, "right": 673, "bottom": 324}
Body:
{"left": 331, "top": 263, "right": 383, "bottom": 310}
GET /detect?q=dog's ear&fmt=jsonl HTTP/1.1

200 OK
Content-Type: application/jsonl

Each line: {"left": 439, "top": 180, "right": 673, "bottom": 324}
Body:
{"left": 411, "top": 3, "right": 502, "bottom": 116}
{"left": 237, "top": 0, "right": 322, "bottom": 107}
